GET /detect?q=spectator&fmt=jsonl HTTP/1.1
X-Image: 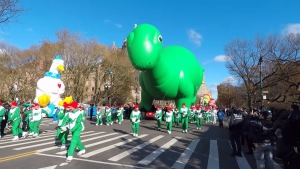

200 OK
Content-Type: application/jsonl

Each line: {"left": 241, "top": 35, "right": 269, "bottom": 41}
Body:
{"left": 218, "top": 109, "right": 225, "bottom": 128}
{"left": 229, "top": 106, "right": 243, "bottom": 157}
{"left": 243, "top": 109, "right": 255, "bottom": 154}
{"left": 1, "top": 103, "right": 10, "bottom": 138}
{"left": 250, "top": 111, "right": 276, "bottom": 169}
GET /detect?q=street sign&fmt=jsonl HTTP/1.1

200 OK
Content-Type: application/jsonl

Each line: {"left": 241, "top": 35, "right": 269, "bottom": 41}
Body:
{"left": 263, "top": 95, "right": 267, "bottom": 100}
{"left": 263, "top": 91, "right": 269, "bottom": 94}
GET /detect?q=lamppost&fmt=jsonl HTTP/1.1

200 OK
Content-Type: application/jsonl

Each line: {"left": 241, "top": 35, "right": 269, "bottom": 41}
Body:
{"left": 259, "top": 51, "right": 264, "bottom": 108}
{"left": 104, "top": 82, "right": 111, "bottom": 105}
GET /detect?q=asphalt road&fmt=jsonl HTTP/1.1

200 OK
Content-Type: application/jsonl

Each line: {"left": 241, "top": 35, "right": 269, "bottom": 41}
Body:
{"left": 0, "top": 116, "right": 284, "bottom": 169}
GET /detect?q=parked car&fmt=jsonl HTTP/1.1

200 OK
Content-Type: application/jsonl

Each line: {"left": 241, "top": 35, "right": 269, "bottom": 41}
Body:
{"left": 145, "top": 112, "right": 155, "bottom": 119}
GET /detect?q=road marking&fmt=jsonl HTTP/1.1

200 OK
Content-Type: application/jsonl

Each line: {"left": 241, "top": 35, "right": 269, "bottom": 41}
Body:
{"left": 56, "top": 134, "right": 130, "bottom": 155}
{"left": 39, "top": 165, "right": 57, "bottom": 169}
{"left": 137, "top": 137, "right": 181, "bottom": 165}
{"left": 0, "top": 131, "right": 57, "bottom": 142}
{"left": 38, "top": 153, "right": 152, "bottom": 169}
{"left": 82, "top": 134, "right": 148, "bottom": 158}
{"left": 37, "top": 133, "right": 118, "bottom": 153}
{"left": 171, "top": 138, "right": 200, "bottom": 169}
{"left": 0, "top": 151, "right": 39, "bottom": 163}
{"left": 14, "top": 132, "right": 104, "bottom": 150}
{"left": 207, "top": 140, "right": 219, "bottom": 169}
{"left": 228, "top": 141, "right": 251, "bottom": 169}
{"left": 108, "top": 135, "right": 164, "bottom": 161}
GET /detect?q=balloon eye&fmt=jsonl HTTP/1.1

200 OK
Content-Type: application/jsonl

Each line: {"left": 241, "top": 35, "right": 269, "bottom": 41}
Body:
{"left": 158, "top": 35, "right": 162, "bottom": 42}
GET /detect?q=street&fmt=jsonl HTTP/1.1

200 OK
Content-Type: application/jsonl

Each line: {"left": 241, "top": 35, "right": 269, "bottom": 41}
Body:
{"left": 0, "top": 116, "right": 283, "bottom": 169}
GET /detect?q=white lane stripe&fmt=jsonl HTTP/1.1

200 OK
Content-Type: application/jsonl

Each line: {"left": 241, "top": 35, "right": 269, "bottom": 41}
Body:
{"left": 0, "top": 131, "right": 57, "bottom": 144}
{"left": 81, "top": 134, "right": 148, "bottom": 158}
{"left": 36, "top": 133, "right": 117, "bottom": 153}
{"left": 108, "top": 135, "right": 164, "bottom": 162}
{"left": 56, "top": 134, "right": 130, "bottom": 155}
{"left": 14, "top": 132, "right": 104, "bottom": 150}
{"left": 137, "top": 137, "right": 181, "bottom": 165}
{"left": 38, "top": 153, "right": 152, "bottom": 169}
{"left": 171, "top": 139, "right": 200, "bottom": 169}
{"left": 207, "top": 140, "right": 219, "bottom": 169}
{"left": 228, "top": 141, "right": 251, "bottom": 169}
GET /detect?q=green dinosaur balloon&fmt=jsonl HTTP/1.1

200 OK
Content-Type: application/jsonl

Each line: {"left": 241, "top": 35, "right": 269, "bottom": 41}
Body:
{"left": 127, "top": 24, "right": 205, "bottom": 110}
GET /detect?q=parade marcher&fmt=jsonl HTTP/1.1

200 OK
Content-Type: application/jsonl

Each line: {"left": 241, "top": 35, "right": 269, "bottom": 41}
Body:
{"left": 174, "top": 108, "right": 180, "bottom": 127}
{"left": 95, "top": 107, "right": 103, "bottom": 126}
{"left": 130, "top": 105, "right": 141, "bottom": 137}
{"left": 31, "top": 103, "right": 48, "bottom": 137}
{"left": 61, "top": 102, "right": 86, "bottom": 162}
{"left": 120, "top": 105, "right": 124, "bottom": 122}
{"left": 8, "top": 102, "right": 27, "bottom": 141}
{"left": 116, "top": 107, "right": 122, "bottom": 124}
{"left": 212, "top": 107, "right": 217, "bottom": 124}
{"left": 55, "top": 101, "right": 65, "bottom": 140}
{"left": 155, "top": 106, "right": 163, "bottom": 130}
{"left": 105, "top": 105, "right": 112, "bottom": 125}
{"left": 24, "top": 105, "right": 35, "bottom": 136}
{"left": 195, "top": 106, "right": 203, "bottom": 130}
{"left": 190, "top": 107, "right": 196, "bottom": 123}
{"left": 180, "top": 103, "right": 190, "bottom": 133}
{"left": 229, "top": 106, "right": 243, "bottom": 157}
{"left": 57, "top": 102, "right": 70, "bottom": 150}
{"left": 0, "top": 101, "right": 4, "bottom": 138}
{"left": 164, "top": 107, "right": 174, "bottom": 134}
{"left": 249, "top": 111, "right": 276, "bottom": 169}
{"left": 78, "top": 106, "right": 85, "bottom": 126}
{"left": 218, "top": 108, "right": 225, "bottom": 128}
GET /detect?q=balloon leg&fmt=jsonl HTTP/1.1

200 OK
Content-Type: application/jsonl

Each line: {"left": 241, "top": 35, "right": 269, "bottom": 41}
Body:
{"left": 139, "top": 89, "right": 154, "bottom": 111}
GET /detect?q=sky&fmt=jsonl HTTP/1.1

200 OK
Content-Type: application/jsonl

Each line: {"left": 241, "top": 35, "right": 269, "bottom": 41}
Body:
{"left": 1, "top": 0, "right": 300, "bottom": 99}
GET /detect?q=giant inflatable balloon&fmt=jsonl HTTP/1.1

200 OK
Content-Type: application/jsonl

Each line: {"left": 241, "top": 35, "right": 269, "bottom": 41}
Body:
{"left": 34, "top": 56, "right": 65, "bottom": 106}
{"left": 126, "top": 24, "right": 205, "bottom": 110}
{"left": 203, "top": 94, "right": 211, "bottom": 105}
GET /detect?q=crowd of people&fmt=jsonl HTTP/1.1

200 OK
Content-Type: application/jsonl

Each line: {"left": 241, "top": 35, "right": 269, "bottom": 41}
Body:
{"left": 227, "top": 105, "right": 300, "bottom": 169}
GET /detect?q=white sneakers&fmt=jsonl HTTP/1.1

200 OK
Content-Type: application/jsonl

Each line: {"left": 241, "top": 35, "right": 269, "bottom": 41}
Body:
{"left": 197, "top": 127, "right": 199, "bottom": 130}
{"left": 28, "top": 132, "right": 34, "bottom": 136}
{"left": 66, "top": 156, "right": 73, "bottom": 162}
{"left": 133, "top": 133, "right": 136, "bottom": 137}
{"left": 77, "top": 149, "right": 86, "bottom": 156}
{"left": 119, "top": 122, "right": 121, "bottom": 124}
{"left": 185, "top": 130, "right": 188, "bottom": 133}
{"left": 61, "top": 144, "right": 66, "bottom": 150}
{"left": 100, "top": 123, "right": 102, "bottom": 125}
{"left": 136, "top": 134, "right": 138, "bottom": 137}
{"left": 182, "top": 130, "right": 188, "bottom": 133}
{"left": 167, "top": 131, "right": 171, "bottom": 134}
{"left": 106, "top": 124, "right": 109, "bottom": 126}
{"left": 157, "top": 128, "right": 161, "bottom": 131}
{"left": 110, "top": 123, "right": 113, "bottom": 125}
{"left": 96, "top": 124, "right": 98, "bottom": 126}
{"left": 22, "top": 132, "right": 28, "bottom": 138}
{"left": 33, "top": 134, "right": 38, "bottom": 138}
{"left": 12, "top": 136, "right": 19, "bottom": 141}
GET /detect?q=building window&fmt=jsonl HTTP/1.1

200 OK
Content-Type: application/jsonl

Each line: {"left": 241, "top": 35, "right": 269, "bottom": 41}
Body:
{"left": 92, "top": 87, "right": 94, "bottom": 91}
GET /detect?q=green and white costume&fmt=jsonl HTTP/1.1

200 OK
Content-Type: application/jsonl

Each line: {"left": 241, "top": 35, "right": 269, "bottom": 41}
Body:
{"left": 105, "top": 108, "right": 112, "bottom": 125}
{"left": 25, "top": 108, "right": 48, "bottom": 136}
{"left": 174, "top": 109, "right": 180, "bottom": 127}
{"left": 96, "top": 109, "right": 103, "bottom": 125}
{"left": 130, "top": 110, "right": 141, "bottom": 137}
{"left": 0, "top": 105, "right": 5, "bottom": 125}
{"left": 195, "top": 109, "right": 203, "bottom": 129}
{"left": 8, "top": 107, "right": 27, "bottom": 140}
{"left": 180, "top": 107, "right": 190, "bottom": 133}
{"left": 190, "top": 109, "right": 196, "bottom": 123}
{"left": 154, "top": 109, "right": 163, "bottom": 130}
{"left": 56, "top": 106, "right": 65, "bottom": 138}
{"left": 164, "top": 111, "right": 174, "bottom": 134}
{"left": 116, "top": 109, "right": 122, "bottom": 124}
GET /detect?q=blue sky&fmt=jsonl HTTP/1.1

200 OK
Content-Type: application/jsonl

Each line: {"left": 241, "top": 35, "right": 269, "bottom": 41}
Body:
{"left": 2, "top": 0, "right": 300, "bottom": 99}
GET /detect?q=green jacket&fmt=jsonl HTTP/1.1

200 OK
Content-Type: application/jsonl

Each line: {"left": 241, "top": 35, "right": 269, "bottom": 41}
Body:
{"left": 179, "top": 108, "right": 190, "bottom": 118}
{"left": 154, "top": 110, "right": 163, "bottom": 120}
{"left": 8, "top": 107, "right": 21, "bottom": 121}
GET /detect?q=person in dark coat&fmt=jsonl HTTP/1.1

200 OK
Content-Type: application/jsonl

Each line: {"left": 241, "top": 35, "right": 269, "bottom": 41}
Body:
{"left": 1, "top": 103, "right": 10, "bottom": 137}
{"left": 229, "top": 106, "right": 243, "bottom": 157}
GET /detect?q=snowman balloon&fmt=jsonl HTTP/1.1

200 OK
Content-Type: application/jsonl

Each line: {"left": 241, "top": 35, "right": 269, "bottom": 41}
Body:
{"left": 34, "top": 56, "right": 65, "bottom": 106}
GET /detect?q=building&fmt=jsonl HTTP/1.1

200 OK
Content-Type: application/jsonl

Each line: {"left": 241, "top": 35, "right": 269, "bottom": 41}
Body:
{"left": 197, "top": 73, "right": 212, "bottom": 104}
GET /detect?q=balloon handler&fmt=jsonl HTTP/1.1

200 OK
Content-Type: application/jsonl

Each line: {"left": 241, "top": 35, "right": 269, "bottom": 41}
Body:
{"left": 190, "top": 107, "right": 196, "bottom": 123}
{"left": 116, "top": 107, "right": 122, "bottom": 124}
{"left": 174, "top": 108, "right": 180, "bottom": 127}
{"left": 154, "top": 106, "right": 163, "bottom": 130}
{"left": 180, "top": 103, "right": 190, "bottom": 133}
{"left": 55, "top": 101, "right": 66, "bottom": 139}
{"left": 164, "top": 107, "right": 174, "bottom": 134}
{"left": 130, "top": 105, "right": 141, "bottom": 137}
{"left": 24, "top": 105, "right": 35, "bottom": 136}
{"left": 126, "top": 24, "right": 204, "bottom": 114}
{"left": 95, "top": 107, "right": 103, "bottom": 126}
{"left": 8, "top": 102, "right": 28, "bottom": 141}
{"left": 56, "top": 102, "right": 70, "bottom": 150}
{"left": 59, "top": 102, "right": 86, "bottom": 162}
{"left": 195, "top": 106, "right": 203, "bottom": 129}
{"left": 105, "top": 105, "right": 112, "bottom": 125}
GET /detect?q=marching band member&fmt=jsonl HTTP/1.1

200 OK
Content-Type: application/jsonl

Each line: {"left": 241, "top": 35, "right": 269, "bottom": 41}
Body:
{"left": 130, "top": 105, "right": 141, "bottom": 137}
{"left": 164, "top": 107, "right": 174, "bottom": 134}
{"left": 174, "top": 108, "right": 180, "bottom": 127}
{"left": 154, "top": 106, "right": 163, "bottom": 130}
{"left": 116, "top": 107, "right": 122, "bottom": 124}
{"left": 180, "top": 103, "right": 190, "bottom": 133}
{"left": 195, "top": 106, "right": 203, "bottom": 129}
{"left": 8, "top": 102, "right": 27, "bottom": 141}
{"left": 105, "top": 105, "right": 112, "bottom": 125}
{"left": 95, "top": 107, "right": 103, "bottom": 126}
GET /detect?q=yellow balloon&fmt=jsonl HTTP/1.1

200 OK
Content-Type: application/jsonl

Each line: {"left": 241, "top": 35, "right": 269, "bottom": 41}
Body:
{"left": 58, "top": 101, "right": 64, "bottom": 106}
{"left": 38, "top": 94, "right": 50, "bottom": 107}
{"left": 63, "top": 96, "right": 72, "bottom": 104}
